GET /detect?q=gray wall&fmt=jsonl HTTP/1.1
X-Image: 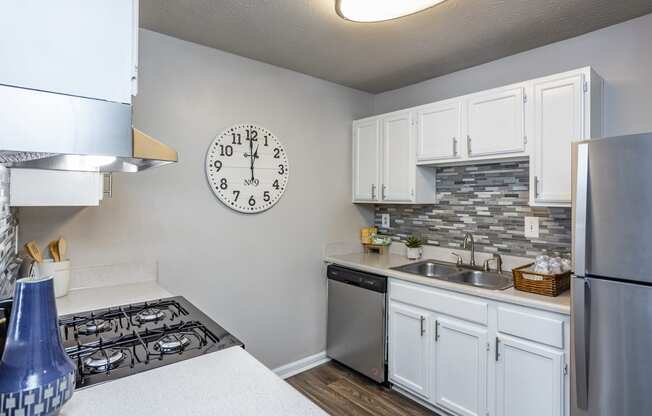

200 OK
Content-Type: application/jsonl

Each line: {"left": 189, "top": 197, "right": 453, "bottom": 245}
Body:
{"left": 19, "top": 29, "right": 374, "bottom": 368}
{"left": 374, "top": 13, "right": 652, "bottom": 137}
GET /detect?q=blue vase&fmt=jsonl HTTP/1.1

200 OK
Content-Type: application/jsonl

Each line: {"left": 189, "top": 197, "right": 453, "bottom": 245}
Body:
{"left": 0, "top": 276, "right": 75, "bottom": 415}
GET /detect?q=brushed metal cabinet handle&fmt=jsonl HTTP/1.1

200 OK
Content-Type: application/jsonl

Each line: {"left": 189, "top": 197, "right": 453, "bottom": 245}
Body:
{"left": 452, "top": 137, "right": 457, "bottom": 156}
{"left": 534, "top": 176, "right": 540, "bottom": 198}
{"left": 371, "top": 184, "right": 376, "bottom": 200}
{"left": 435, "top": 320, "right": 440, "bottom": 341}
{"left": 495, "top": 337, "right": 500, "bottom": 361}
{"left": 467, "top": 135, "right": 472, "bottom": 155}
{"left": 420, "top": 316, "right": 425, "bottom": 336}
{"left": 381, "top": 184, "right": 387, "bottom": 200}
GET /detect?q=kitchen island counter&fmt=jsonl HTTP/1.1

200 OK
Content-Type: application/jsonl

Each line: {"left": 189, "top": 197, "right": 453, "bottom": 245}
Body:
{"left": 62, "top": 346, "right": 326, "bottom": 416}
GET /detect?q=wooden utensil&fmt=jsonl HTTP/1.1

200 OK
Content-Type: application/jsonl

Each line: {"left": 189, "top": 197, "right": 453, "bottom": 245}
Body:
{"left": 49, "top": 240, "right": 60, "bottom": 262}
{"left": 57, "top": 237, "right": 67, "bottom": 261}
{"left": 25, "top": 241, "right": 43, "bottom": 263}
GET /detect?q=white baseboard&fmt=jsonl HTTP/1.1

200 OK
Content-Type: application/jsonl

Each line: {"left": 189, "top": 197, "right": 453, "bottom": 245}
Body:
{"left": 273, "top": 351, "right": 331, "bottom": 379}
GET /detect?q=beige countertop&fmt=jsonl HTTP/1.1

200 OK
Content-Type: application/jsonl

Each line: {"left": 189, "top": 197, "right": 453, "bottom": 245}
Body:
{"left": 324, "top": 253, "right": 570, "bottom": 315}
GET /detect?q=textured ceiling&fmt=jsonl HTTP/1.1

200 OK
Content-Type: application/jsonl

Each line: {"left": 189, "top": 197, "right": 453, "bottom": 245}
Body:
{"left": 140, "top": 0, "right": 652, "bottom": 93}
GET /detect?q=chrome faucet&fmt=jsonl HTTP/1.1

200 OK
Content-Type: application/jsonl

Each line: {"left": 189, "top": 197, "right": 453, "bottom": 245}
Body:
{"left": 483, "top": 254, "right": 504, "bottom": 273}
{"left": 463, "top": 233, "right": 476, "bottom": 267}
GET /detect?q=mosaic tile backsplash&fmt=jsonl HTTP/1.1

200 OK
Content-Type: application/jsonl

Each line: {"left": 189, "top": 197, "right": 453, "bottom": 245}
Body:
{"left": 375, "top": 161, "right": 572, "bottom": 258}
{"left": 0, "top": 165, "right": 19, "bottom": 299}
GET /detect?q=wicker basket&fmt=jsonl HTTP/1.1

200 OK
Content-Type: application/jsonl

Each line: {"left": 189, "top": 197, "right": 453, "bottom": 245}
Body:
{"left": 512, "top": 263, "right": 571, "bottom": 297}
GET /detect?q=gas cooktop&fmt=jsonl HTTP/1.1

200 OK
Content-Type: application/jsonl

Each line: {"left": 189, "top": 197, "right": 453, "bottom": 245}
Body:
{"left": 58, "top": 296, "right": 243, "bottom": 388}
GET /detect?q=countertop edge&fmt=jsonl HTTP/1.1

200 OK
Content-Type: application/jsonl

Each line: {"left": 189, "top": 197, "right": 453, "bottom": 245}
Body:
{"left": 324, "top": 254, "right": 570, "bottom": 315}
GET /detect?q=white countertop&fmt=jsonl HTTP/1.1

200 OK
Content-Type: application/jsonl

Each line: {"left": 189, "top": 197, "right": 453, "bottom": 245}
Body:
{"left": 55, "top": 281, "right": 323, "bottom": 415}
{"left": 62, "top": 346, "right": 326, "bottom": 416}
{"left": 325, "top": 253, "right": 570, "bottom": 315}
{"left": 56, "top": 282, "right": 173, "bottom": 316}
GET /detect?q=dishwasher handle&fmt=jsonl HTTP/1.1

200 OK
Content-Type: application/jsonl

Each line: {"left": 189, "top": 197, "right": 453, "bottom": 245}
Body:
{"left": 327, "top": 265, "right": 387, "bottom": 293}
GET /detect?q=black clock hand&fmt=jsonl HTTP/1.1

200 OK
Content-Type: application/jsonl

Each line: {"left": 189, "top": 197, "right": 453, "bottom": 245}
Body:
{"left": 248, "top": 134, "right": 254, "bottom": 181}
{"left": 251, "top": 145, "right": 259, "bottom": 181}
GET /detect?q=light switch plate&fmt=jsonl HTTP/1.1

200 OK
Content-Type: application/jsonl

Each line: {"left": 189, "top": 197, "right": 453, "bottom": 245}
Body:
{"left": 524, "top": 216, "right": 540, "bottom": 239}
{"left": 381, "top": 213, "right": 390, "bottom": 228}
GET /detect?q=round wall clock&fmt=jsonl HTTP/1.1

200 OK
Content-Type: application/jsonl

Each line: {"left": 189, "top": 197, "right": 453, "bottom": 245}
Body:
{"left": 206, "top": 124, "right": 289, "bottom": 213}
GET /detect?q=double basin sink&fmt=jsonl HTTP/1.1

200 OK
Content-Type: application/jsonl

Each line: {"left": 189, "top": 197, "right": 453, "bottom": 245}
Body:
{"left": 391, "top": 260, "right": 513, "bottom": 290}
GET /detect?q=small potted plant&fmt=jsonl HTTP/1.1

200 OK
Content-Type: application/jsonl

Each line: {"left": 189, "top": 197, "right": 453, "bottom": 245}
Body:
{"left": 405, "top": 236, "right": 424, "bottom": 260}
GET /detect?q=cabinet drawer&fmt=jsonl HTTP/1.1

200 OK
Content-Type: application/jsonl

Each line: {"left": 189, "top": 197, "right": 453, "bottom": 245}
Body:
{"left": 389, "top": 280, "right": 488, "bottom": 325}
{"left": 497, "top": 306, "right": 565, "bottom": 348}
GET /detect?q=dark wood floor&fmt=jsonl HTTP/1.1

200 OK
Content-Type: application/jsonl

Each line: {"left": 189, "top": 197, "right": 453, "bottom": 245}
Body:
{"left": 287, "top": 361, "right": 439, "bottom": 416}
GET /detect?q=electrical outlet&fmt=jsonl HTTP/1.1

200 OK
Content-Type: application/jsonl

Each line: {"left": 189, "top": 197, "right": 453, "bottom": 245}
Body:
{"left": 381, "top": 213, "right": 390, "bottom": 228}
{"left": 524, "top": 216, "right": 540, "bottom": 239}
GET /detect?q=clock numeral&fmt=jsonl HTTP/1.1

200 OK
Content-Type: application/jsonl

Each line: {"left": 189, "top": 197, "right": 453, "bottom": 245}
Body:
{"left": 248, "top": 195, "right": 256, "bottom": 206}
{"left": 220, "top": 145, "right": 233, "bottom": 157}
{"left": 219, "top": 178, "right": 228, "bottom": 190}
{"left": 273, "top": 148, "right": 281, "bottom": 159}
{"left": 278, "top": 164, "right": 285, "bottom": 175}
{"left": 273, "top": 179, "right": 280, "bottom": 190}
{"left": 213, "top": 160, "right": 222, "bottom": 171}
{"left": 231, "top": 133, "right": 242, "bottom": 145}
{"left": 264, "top": 135, "right": 269, "bottom": 146}
{"left": 232, "top": 190, "right": 240, "bottom": 201}
{"left": 246, "top": 129, "right": 258, "bottom": 141}
{"left": 263, "top": 191, "right": 271, "bottom": 202}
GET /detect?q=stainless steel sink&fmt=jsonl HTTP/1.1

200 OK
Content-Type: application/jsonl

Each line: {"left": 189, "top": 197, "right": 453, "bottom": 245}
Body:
{"left": 445, "top": 270, "right": 513, "bottom": 290}
{"left": 393, "top": 261, "right": 459, "bottom": 278}
{"left": 391, "top": 260, "right": 513, "bottom": 290}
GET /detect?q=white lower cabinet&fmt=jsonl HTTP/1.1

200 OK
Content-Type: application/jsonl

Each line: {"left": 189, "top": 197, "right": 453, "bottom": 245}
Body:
{"left": 433, "top": 317, "right": 488, "bottom": 416}
{"left": 388, "top": 301, "right": 430, "bottom": 398}
{"left": 495, "top": 335, "right": 565, "bottom": 416}
{"left": 388, "top": 279, "right": 569, "bottom": 416}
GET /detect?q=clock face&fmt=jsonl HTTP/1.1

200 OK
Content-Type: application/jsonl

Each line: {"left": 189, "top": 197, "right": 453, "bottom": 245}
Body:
{"left": 206, "top": 124, "right": 289, "bottom": 213}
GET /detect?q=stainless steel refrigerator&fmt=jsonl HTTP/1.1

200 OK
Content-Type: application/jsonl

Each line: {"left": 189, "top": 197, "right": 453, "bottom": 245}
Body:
{"left": 572, "top": 133, "right": 652, "bottom": 416}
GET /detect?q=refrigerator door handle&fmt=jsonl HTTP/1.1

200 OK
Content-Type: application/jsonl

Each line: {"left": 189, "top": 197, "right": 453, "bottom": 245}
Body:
{"left": 574, "top": 276, "right": 591, "bottom": 410}
{"left": 575, "top": 142, "right": 589, "bottom": 275}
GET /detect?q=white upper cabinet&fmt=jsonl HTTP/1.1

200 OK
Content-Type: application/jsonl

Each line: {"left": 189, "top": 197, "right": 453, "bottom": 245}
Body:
{"left": 0, "top": 0, "right": 139, "bottom": 104}
{"left": 382, "top": 111, "right": 415, "bottom": 202}
{"left": 353, "top": 118, "right": 381, "bottom": 202}
{"left": 352, "top": 113, "right": 435, "bottom": 204}
{"left": 433, "top": 317, "right": 488, "bottom": 416}
{"left": 353, "top": 67, "right": 602, "bottom": 206}
{"left": 495, "top": 335, "right": 565, "bottom": 416}
{"left": 466, "top": 86, "right": 526, "bottom": 158}
{"left": 10, "top": 169, "right": 104, "bottom": 207}
{"left": 417, "top": 99, "right": 463, "bottom": 163}
{"left": 530, "top": 68, "right": 603, "bottom": 206}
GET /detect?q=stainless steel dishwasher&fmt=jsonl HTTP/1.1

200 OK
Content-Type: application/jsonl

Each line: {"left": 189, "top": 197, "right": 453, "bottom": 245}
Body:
{"left": 326, "top": 264, "right": 387, "bottom": 383}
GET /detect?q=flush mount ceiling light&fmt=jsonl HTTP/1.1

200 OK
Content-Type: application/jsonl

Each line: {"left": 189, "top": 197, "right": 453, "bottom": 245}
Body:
{"left": 336, "top": 0, "right": 447, "bottom": 23}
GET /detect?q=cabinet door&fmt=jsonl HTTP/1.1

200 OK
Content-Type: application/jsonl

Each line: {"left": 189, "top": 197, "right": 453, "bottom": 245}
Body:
{"left": 433, "top": 317, "right": 488, "bottom": 416}
{"left": 352, "top": 118, "right": 381, "bottom": 202}
{"left": 496, "top": 335, "right": 564, "bottom": 416}
{"left": 532, "top": 73, "right": 585, "bottom": 204}
{"left": 467, "top": 87, "right": 525, "bottom": 157}
{"left": 388, "top": 301, "right": 430, "bottom": 398}
{"left": 417, "top": 100, "right": 462, "bottom": 161}
{"left": 0, "top": 1, "right": 137, "bottom": 104}
{"left": 382, "top": 111, "right": 414, "bottom": 202}
{"left": 9, "top": 169, "right": 103, "bottom": 207}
